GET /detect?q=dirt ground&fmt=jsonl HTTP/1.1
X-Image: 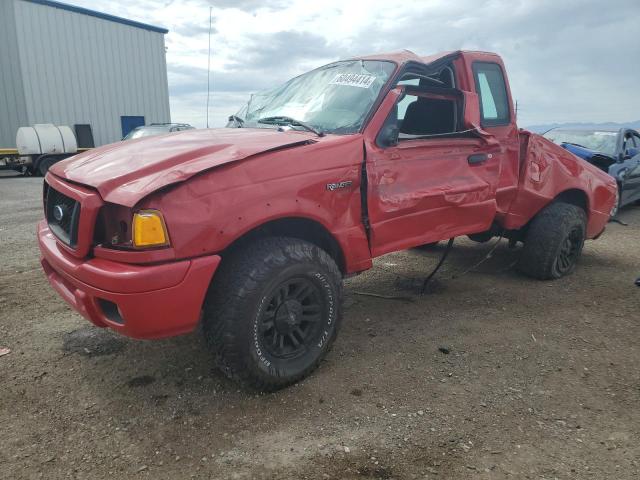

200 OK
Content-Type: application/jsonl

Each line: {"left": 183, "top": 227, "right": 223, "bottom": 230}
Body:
{"left": 1, "top": 172, "right": 639, "bottom": 480}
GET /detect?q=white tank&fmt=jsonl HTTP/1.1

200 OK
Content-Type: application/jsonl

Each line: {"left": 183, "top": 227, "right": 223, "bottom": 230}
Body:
{"left": 16, "top": 124, "right": 77, "bottom": 156}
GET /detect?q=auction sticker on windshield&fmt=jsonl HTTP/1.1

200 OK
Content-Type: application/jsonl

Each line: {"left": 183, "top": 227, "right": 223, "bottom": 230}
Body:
{"left": 330, "top": 73, "right": 376, "bottom": 88}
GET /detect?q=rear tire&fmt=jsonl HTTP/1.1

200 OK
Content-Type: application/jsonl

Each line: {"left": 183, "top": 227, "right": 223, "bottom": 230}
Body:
{"left": 517, "top": 202, "right": 586, "bottom": 280}
{"left": 202, "top": 237, "right": 342, "bottom": 391}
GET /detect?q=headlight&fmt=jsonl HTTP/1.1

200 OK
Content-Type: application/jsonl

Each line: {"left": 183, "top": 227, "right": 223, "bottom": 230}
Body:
{"left": 94, "top": 205, "right": 170, "bottom": 250}
{"left": 132, "top": 210, "right": 169, "bottom": 248}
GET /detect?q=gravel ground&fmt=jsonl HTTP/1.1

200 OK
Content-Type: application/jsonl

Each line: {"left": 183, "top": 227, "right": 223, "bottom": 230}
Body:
{"left": 1, "top": 172, "right": 639, "bottom": 479}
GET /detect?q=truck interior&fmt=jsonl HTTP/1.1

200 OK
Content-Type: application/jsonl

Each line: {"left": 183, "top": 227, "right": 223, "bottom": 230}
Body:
{"left": 393, "top": 65, "right": 465, "bottom": 139}
{"left": 399, "top": 94, "right": 458, "bottom": 136}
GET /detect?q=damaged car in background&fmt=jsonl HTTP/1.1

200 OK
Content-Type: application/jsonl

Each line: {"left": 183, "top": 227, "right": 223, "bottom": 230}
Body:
{"left": 544, "top": 128, "right": 640, "bottom": 215}
{"left": 38, "top": 50, "right": 617, "bottom": 391}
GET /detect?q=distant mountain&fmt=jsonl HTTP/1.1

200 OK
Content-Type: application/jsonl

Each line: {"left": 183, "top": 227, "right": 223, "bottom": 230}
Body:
{"left": 525, "top": 120, "right": 640, "bottom": 134}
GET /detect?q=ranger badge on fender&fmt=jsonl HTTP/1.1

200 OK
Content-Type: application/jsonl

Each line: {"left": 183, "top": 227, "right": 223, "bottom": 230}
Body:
{"left": 326, "top": 181, "right": 353, "bottom": 191}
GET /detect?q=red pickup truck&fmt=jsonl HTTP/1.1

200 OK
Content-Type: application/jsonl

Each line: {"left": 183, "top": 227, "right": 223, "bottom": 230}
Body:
{"left": 38, "top": 50, "right": 617, "bottom": 390}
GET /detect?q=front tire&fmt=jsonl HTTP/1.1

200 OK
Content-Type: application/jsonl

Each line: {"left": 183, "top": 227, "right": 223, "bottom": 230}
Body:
{"left": 203, "top": 237, "right": 342, "bottom": 391}
{"left": 517, "top": 202, "right": 587, "bottom": 280}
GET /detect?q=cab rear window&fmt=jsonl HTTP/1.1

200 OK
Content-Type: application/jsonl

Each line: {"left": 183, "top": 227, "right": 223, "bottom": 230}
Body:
{"left": 472, "top": 62, "right": 510, "bottom": 126}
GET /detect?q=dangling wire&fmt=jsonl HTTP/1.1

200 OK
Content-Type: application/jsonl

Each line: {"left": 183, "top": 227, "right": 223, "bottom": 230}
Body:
{"left": 421, "top": 237, "right": 454, "bottom": 294}
{"left": 450, "top": 231, "right": 506, "bottom": 279}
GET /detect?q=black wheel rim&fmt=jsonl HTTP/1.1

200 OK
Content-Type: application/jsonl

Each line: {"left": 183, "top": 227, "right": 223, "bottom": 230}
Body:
{"left": 258, "top": 277, "right": 324, "bottom": 359}
{"left": 553, "top": 227, "right": 582, "bottom": 275}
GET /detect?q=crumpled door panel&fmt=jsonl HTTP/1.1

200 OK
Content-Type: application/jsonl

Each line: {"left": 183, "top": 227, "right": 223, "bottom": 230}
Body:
{"left": 365, "top": 138, "right": 500, "bottom": 256}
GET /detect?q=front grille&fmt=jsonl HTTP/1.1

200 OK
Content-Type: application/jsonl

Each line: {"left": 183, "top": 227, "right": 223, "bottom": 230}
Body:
{"left": 45, "top": 183, "right": 81, "bottom": 247}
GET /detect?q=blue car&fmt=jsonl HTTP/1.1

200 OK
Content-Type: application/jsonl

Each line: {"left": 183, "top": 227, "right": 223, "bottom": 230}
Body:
{"left": 543, "top": 128, "right": 640, "bottom": 216}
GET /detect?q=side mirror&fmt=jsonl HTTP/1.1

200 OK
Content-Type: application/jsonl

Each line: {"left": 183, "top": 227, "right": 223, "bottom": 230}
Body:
{"left": 226, "top": 115, "right": 244, "bottom": 128}
{"left": 377, "top": 124, "right": 399, "bottom": 148}
{"left": 462, "top": 91, "right": 481, "bottom": 130}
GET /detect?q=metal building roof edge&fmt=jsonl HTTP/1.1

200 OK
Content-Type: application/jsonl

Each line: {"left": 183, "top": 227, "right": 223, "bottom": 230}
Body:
{"left": 22, "top": 0, "right": 169, "bottom": 34}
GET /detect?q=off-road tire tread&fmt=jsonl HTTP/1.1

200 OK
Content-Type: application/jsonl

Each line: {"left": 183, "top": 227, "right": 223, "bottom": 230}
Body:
{"left": 203, "top": 237, "right": 342, "bottom": 392}
{"left": 517, "top": 201, "right": 586, "bottom": 280}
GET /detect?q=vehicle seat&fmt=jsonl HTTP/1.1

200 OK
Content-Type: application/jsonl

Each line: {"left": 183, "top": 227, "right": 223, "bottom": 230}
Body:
{"left": 401, "top": 98, "right": 456, "bottom": 135}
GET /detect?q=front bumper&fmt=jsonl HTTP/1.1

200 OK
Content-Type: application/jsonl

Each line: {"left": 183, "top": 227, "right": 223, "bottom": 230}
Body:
{"left": 38, "top": 221, "right": 221, "bottom": 339}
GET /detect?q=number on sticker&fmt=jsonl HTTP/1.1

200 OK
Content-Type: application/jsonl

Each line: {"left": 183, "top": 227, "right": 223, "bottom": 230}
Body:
{"left": 329, "top": 73, "right": 376, "bottom": 88}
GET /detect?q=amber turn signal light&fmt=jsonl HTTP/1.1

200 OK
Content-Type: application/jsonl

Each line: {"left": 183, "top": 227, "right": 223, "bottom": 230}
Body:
{"left": 132, "top": 210, "right": 169, "bottom": 248}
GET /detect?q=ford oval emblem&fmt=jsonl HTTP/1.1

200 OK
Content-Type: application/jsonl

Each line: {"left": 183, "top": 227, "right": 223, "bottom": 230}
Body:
{"left": 53, "top": 205, "right": 65, "bottom": 222}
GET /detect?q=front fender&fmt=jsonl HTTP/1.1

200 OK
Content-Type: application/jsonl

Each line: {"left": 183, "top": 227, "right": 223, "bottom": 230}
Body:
{"left": 139, "top": 134, "right": 373, "bottom": 274}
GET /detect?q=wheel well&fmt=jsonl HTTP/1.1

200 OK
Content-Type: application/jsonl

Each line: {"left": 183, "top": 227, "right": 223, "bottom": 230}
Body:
{"left": 514, "top": 189, "right": 590, "bottom": 243}
{"left": 222, "top": 217, "right": 346, "bottom": 273}
{"left": 555, "top": 189, "right": 589, "bottom": 214}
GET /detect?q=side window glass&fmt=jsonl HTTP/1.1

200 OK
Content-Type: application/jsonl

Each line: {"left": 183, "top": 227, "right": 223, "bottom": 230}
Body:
{"left": 477, "top": 73, "right": 498, "bottom": 118}
{"left": 473, "top": 62, "right": 510, "bottom": 126}
{"left": 625, "top": 134, "right": 639, "bottom": 157}
{"left": 397, "top": 78, "right": 420, "bottom": 86}
{"left": 396, "top": 78, "right": 419, "bottom": 120}
{"left": 623, "top": 135, "right": 633, "bottom": 153}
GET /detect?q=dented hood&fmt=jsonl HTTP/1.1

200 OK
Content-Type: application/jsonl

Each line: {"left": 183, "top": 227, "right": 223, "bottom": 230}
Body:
{"left": 50, "top": 128, "right": 316, "bottom": 206}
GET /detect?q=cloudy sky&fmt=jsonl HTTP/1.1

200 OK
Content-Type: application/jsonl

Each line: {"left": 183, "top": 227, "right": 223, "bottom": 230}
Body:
{"left": 70, "top": 0, "right": 640, "bottom": 128}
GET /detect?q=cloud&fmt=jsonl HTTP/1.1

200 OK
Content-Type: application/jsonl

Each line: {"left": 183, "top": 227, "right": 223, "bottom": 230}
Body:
{"left": 190, "top": 0, "right": 292, "bottom": 12}
{"left": 60, "top": 0, "right": 640, "bottom": 128}
{"left": 169, "top": 64, "right": 280, "bottom": 95}
{"left": 165, "top": 30, "right": 336, "bottom": 103}
{"left": 171, "top": 21, "right": 217, "bottom": 37}
{"left": 240, "top": 31, "right": 337, "bottom": 68}
{"left": 167, "top": 28, "right": 351, "bottom": 125}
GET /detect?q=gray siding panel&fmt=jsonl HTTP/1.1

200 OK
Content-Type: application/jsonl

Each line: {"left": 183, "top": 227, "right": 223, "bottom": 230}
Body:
{"left": 12, "top": 0, "right": 170, "bottom": 146}
{"left": 0, "top": 1, "right": 28, "bottom": 147}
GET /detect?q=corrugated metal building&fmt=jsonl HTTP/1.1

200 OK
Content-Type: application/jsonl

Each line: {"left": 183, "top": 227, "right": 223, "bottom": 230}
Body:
{"left": 0, "top": 0, "right": 171, "bottom": 147}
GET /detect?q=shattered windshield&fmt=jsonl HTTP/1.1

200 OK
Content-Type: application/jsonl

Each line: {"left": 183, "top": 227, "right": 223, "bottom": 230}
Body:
{"left": 543, "top": 129, "right": 618, "bottom": 156}
{"left": 232, "top": 60, "right": 396, "bottom": 135}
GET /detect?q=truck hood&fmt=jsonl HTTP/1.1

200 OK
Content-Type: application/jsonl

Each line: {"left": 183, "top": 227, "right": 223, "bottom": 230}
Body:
{"left": 50, "top": 128, "right": 317, "bottom": 207}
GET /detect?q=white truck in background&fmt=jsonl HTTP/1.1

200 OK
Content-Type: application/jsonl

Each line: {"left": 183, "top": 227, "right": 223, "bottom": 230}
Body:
{"left": 0, "top": 124, "right": 80, "bottom": 176}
